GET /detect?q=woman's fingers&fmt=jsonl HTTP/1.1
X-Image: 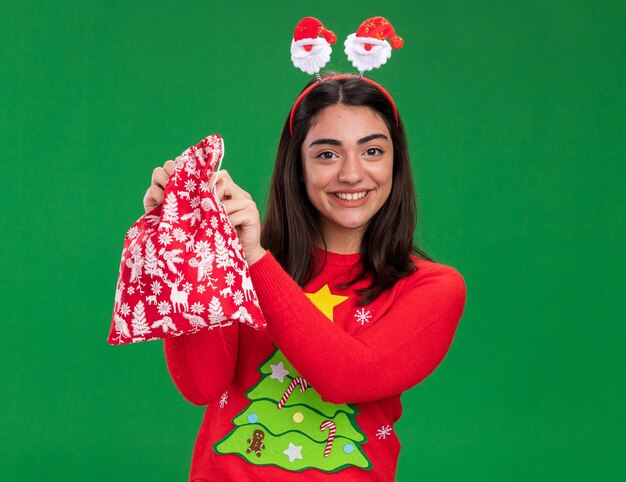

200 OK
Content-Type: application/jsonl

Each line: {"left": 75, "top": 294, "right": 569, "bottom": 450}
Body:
{"left": 164, "top": 159, "right": 177, "bottom": 176}
{"left": 145, "top": 159, "right": 177, "bottom": 212}
{"left": 220, "top": 198, "right": 257, "bottom": 217}
{"left": 152, "top": 166, "right": 171, "bottom": 189}
{"left": 143, "top": 184, "right": 165, "bottom": 213}
{"left": 220, "top": 197, "right": 264, "bottom": 264}
{"left": 209, "top": 170, "right": 252, "bottom": 202}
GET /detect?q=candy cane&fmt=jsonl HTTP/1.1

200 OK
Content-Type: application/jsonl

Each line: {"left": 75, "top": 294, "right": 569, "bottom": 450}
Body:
{"left": 277, "top": 377, "right": 308, "bottom": 409}
{"left": 320, "top": 420, "right": 336, "bottom": 456}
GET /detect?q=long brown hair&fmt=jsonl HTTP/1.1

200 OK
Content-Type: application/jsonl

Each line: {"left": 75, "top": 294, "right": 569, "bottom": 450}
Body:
{"left": 261, "top": 75, "right": 432, "bottom": 304}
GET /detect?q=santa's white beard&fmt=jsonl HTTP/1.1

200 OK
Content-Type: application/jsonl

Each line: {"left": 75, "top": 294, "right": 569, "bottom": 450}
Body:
{"left": 291, "top": 38, "right": 332, "bottom": 75}
{"left": 344, "top": 34, "right": 392, "bottom": 72}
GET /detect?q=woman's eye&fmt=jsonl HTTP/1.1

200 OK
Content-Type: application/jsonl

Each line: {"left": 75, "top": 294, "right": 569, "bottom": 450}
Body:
{"left": 318, "top": 151, "right": 336, "bottom": 160}
{"left": 365, "top": 148, "right": 382, "bottom": 156}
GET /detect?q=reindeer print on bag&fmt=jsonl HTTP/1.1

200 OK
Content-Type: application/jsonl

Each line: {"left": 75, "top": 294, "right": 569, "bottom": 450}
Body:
{"left": 164, "top": 274, "right": 189, "bottom": 313}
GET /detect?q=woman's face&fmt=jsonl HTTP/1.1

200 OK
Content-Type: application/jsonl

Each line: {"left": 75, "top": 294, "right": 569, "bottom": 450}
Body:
{"left": 301, "top": 103, "right": 393, "bottom": 249}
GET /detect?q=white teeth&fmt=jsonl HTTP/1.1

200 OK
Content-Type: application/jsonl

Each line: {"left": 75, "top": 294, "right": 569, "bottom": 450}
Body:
{"left": 334, "top": 191, "right": 368, "bottom": 201}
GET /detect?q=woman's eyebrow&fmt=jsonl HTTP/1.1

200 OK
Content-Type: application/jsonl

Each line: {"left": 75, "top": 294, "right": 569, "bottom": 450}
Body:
{"left": 309, "top": 138, "right": 341, "bottom": 147}
{"left": 357, "top": 133, "right": 388, "bottom": 144}
{"left": 308, "top": 133, "right": 388, "bottom": 148}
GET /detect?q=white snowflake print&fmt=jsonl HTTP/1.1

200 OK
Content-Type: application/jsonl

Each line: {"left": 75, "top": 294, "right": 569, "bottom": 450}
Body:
{"left": 172, "top": 227, "right": 187, "bottom": 243}
{"left": 190, "top": 302, "right": 205, "bottom": 314}
{"left": 205, "top": 228, "right": 213, "bottom": 237}
{"left": 184, "top": 179, "right": 197, "bottom": 192}
{"left": 199, "top": 220, "right": 207, "bottom": 229}
{"left": 151, "top": 280, "right": 162, "bottom": 296}
{"left": 158, "top": 232, "right": 172, "bottom": 246}
{"left": 183, "top": 282, "right": 193, "bottom": 294}
{"left": 126, "top": 226, "right": 140, "bottom": 240}
{"left": 223, "top": 222, "right": 232, "bottom": 235}
{"left": 210, "top": 216, "right": 219, "bottom": 229}
{"left": 376, "top": 425, "right": 393, "bottom": 440}
{"left": 197, "top": 285, "right": 206, "bottom": 294}
{"left": 191, "top": 196, "right": 201, "bottom": 209}
{"left": 119, "top": 303, "right": 131, "bottom": 317}
{"left": 219, "top": 391, "right": 229, "bottom": 408}
{"left": 157, "top": 301, "right": 172, "bottom": 316}
{"left": 354, "top": 308, "right": 372, "bottom": 325}
{"left": 233, "top": 290, "right": 244, "bottom": 306}
{"left": 199, "top": 180, "right": 210, "bottom": 192}
{"left": 127, "top": 286, "right": 135, "bottom": 295}
{"left": 194, "top": 240, "right": 212, "bottom": 257}
{"left": 225, "top": 271, "right": 235, "bottom": 287}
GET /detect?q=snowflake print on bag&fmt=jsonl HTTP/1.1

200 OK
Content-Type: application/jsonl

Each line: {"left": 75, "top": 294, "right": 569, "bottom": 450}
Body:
{"left": 158, "top": 232, "right": 172, "bottom": 246}
{"left": 108, "top": 134, "right": 266, "bottom": 345}
{"left": 233, "top": 290, "right": 244, "bottom": 306}
{"left": 190, "top": 302, "right": 205, "bottom": 314}
{"left": 119, "top": 303, "right": 131, "bottom": 318}
{"left": 126, "top": 226, "right": 140, "bottom": 240}
{"left": 354, "top": 308, "right": 372, "bottom": 325}
{"left": 376, "top": 425, "right": 393, "bottom": 440}
{"left": 150, "top": 280, "right": 162, "bottom": 296}
{"left": 172, "top": 227, "right": 187, "bottom": 243}
{"left": 157, "top": 301, "right": 171, "bottom": 315}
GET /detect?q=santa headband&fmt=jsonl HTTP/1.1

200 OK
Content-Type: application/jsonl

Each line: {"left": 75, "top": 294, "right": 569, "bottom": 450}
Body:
{"left": 289, "top": 16, "right": 404, "bottom": 135}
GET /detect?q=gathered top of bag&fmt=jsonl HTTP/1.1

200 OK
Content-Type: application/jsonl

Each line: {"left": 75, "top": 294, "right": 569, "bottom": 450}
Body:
{"left": 109, "top": 134, "right": 266, "bottom": 346}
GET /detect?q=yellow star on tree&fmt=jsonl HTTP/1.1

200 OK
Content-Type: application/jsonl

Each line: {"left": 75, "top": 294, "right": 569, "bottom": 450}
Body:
{"left": 305, "top": 284, "right": 348, "bottom": 322}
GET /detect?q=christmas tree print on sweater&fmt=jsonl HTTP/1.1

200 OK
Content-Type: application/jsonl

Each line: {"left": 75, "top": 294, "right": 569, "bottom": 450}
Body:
{"left": 214, "top": 349, "right": 372, "bottom": 472}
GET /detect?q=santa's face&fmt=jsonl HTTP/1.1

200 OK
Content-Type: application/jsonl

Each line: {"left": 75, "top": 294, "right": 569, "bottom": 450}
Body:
{"left": 291, "top": 38, "right": 332, "bottom": 75}
{"left": 301, "top": 104, "right": 393, "bottom": 253}
{"left": 344, "top": 34, "right": 392, "bottom": 72}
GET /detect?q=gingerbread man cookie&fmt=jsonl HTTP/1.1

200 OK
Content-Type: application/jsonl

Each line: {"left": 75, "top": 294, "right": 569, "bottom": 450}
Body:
{"left": 246, "top": 429, "right": 265, "bottom": 457}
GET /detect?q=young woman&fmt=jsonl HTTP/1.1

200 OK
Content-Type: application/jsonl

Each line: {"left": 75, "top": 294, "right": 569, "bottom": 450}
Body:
{"left": 144, "top": 75, "right": 466, "bottom": 481}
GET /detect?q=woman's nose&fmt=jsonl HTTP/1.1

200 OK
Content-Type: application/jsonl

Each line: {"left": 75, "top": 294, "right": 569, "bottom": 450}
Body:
{"left": 338, "top": 153, "right": 365, "bottom": 184}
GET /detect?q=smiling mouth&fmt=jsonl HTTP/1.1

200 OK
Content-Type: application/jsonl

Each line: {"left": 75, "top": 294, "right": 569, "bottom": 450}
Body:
{"left": 333, "top": 191, "right": 369, "bottom": 201}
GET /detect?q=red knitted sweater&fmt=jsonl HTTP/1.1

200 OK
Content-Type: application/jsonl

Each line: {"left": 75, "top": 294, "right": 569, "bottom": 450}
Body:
{"left": 163, "top": 249, "right": 466, "bottom": 481}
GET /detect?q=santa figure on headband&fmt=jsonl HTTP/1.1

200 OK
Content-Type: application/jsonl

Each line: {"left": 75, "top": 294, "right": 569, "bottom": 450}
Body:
{"left": 290, "top": 17, "right": 337, "bottom": 75}
{"left": 344, "top": 16, "right": 404, "bottom": 73}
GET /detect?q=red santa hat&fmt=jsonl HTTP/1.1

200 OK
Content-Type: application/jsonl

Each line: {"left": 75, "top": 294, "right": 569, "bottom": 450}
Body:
{"left": 293, "top": 16, "right": 337, "bottom": 45}
{"left": 355, "top": 16, "right": 403, "bottom": 49}
{"left": 345, "top": 16, "right": 403, "bottom": 72}
{"left": 291, "top": 17, "right": 337, "bottom": 75}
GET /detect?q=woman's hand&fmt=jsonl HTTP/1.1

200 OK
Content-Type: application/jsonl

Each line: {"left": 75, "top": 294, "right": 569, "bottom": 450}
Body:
{"left": 142, "top": 161, "right": 266, "bottom": 265}
{"left": 143, "top": 158, "right": 178, "bottom": 213}
{"left": 210, "top": 170, "right": 266, "bottom": 266}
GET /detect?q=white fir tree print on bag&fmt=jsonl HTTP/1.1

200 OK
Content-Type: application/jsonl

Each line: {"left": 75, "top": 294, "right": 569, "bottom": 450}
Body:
{"left": 108, "top": 134, "right": 266, "bottom": 345}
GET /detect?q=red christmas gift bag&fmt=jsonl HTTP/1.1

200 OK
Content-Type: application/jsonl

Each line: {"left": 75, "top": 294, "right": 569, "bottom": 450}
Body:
{"left": 108, "top": 134, "right": 266, "bottom": 345}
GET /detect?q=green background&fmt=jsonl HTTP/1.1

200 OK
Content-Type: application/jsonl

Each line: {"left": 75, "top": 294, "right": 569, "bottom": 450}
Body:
{"left": 2, "top": 0, "right": 624, "bottom": 480}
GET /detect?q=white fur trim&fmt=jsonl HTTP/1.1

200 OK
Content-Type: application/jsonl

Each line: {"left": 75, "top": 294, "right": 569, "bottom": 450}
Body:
{"left": 344, "top": 33, "right": 392, "bottom": 72}
{"left": 291, "top": 38, "right": 332, "bottom": 75}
